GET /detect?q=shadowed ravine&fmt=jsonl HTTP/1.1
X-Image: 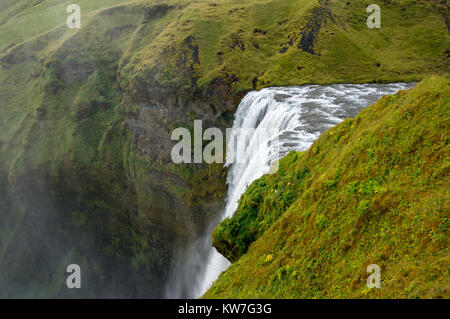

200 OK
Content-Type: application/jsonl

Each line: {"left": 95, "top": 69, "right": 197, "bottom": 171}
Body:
{"left": 164, "top": 82, "right": 414, "bottom": 298}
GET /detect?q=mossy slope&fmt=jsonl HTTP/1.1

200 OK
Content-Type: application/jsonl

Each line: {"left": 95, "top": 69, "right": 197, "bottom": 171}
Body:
{"left": 0, "top": 0, "right": 227, "bottom": 298}
{"left": 122, "top": 0, "right": 449, "bottom": 101}
{"left": 206, "top": 76, "right": 450, "bottom": 298}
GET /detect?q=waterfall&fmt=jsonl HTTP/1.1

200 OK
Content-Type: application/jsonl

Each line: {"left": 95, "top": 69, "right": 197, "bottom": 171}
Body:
{"left": 165, "top": 82, "right": 414, "bottom": 299}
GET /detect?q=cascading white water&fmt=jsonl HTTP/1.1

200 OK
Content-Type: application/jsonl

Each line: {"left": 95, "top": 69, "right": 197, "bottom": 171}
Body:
{"left": 165, "top": 82, "right": 414, "bottom": 299}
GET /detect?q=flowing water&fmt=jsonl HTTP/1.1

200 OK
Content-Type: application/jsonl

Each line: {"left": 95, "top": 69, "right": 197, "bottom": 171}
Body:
{"left": 165, "top": 82, "right": 414, "bottom": 299}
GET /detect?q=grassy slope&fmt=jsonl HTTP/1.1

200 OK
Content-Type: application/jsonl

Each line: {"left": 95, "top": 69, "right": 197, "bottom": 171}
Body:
{"left": 0, "top": 0, "right": 137, "bottom": 174}
{"left": 122, "top": 0, "right": 449, "bottom": 96}
{"left": 206, "top": 76, "right": 450, "bottom": 299}
{"left": 0, "top": 0, "right": 136, "bottom": 51}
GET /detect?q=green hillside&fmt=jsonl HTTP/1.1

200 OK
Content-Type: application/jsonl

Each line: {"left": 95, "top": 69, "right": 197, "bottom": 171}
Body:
{"left": 122, "top": 0, "right": 449, "bottom": 97}
{"left": 206, "top": 76, "right": 450, "bottom": 299}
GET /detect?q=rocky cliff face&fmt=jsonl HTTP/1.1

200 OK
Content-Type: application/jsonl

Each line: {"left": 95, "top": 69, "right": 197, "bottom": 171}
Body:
{"left": 0, "top": 1, "right": 229, "bottom": 298}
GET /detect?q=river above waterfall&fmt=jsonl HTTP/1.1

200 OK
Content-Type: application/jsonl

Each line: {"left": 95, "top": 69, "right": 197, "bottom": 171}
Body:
{"left": 164, "top": 82, "right": 415, "bottom": 299}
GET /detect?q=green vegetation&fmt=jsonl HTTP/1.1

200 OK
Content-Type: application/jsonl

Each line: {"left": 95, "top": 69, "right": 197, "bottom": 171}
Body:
{"left": 122, "top": 0, "right": 449, "bottom": 98}
{"left": 206, "top": 76, "right": 450, "bottom": 298}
